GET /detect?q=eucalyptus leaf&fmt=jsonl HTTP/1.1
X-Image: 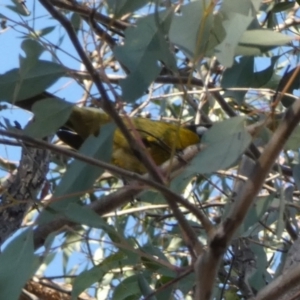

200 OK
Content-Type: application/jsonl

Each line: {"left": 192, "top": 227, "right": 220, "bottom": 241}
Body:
{"left": 38, "top": 123, "right": 115, "bottom": 224}
{"left": 272, "top": 1, "right": 296, "bottom": 13}
{"left": 215, "top": 0, "right": 256, "bottom": 68}
{"left": 24, "top": 98, "right": 73, "bottom": 138}
{"left": 215, "top": 11, "right": 252, "bottom": 67}
{"left": 0, "top": 229, "right": 38, "bottom": 300}
{"left": 239, "top": 29, "right": 292, "bottom": 47}
{"left": 169, "top": 0, "right": 213, "bottom": 59}
{"left": 107, "top": 0, "right": 149, "bottom": 18}
{"left": 72, "top": 269, "right": 104, "bottom": 299}
{"left": 72, "top": 251, "right": 132, "bottom": 300}
{"left": 241, "top": 195, "right": 273, "bottom": 235}
{"left": 71, "top": 13, "right": 81, "bottom": 33}
{"left": 285, "top": 126, "right": 300, "bottom": 150}
{"left": 248, "top": 242, "right": 268, "bottom": 291}
{"left": 0, "top": 61, "right": 65, "bottom": 103}
{"left": 21, "top": 39, "right": 45, "bottom": 59}
{"left": 61, "top": 203, "right": 113, "bottom": 231}
{"left": 114, "top": 9, "right": 176, "bottom": 102}
{"left": 138, "top": 274, "right": 155, "bottom": 299}
{"left": 6, "top": 0, "right": 30, "bottom": 15}
{"left": 186, "top": 116, "right": 251, "bottom": 175}
{"left": 221, "top": 56, "right": 280, "bottom": 104}
{"left": 293, "top": 164, "right": 300, "bottom": 190}
{"left": 112, "top": 275, "right": 143, "bottom": 300}
{"left": 221, "top": 57, "right": 254, "bottom": 103}
{"left": 30, "top": 26, "right": 56, "bottom": 38}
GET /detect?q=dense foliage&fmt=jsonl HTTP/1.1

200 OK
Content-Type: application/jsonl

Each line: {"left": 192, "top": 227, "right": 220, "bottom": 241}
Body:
{"left": 1, "top": 0, "right": 300, "bottom": 299}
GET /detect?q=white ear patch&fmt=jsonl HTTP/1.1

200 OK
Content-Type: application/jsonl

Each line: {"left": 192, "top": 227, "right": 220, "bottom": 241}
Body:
{"left": 196, "top": 126, "right": 208, "bottom": 136}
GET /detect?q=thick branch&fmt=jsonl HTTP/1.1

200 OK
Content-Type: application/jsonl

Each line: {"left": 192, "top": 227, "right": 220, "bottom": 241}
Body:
{"left": 0, "top": 144, "right": 50, "bottom": 246}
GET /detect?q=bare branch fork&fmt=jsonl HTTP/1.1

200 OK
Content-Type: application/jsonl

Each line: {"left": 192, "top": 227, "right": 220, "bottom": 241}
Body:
{"left": 195, "top": 96, "right": 300, "bottom": 299}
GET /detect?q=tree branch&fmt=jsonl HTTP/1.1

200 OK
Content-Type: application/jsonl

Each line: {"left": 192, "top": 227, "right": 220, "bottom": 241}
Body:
{"left": 0, "top": 143, "right": 50, "bottom": 246}
{"left": 195, "top": 96, "right": 300, "bottom": 299}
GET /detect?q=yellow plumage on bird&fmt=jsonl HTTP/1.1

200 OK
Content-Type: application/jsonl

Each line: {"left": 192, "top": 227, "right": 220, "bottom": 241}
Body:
{"left": 59, "top": 106, "right": 202, "bottom": 174}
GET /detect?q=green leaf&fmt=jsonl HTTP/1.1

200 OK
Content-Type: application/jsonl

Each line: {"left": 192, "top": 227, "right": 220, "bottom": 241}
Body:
{"left": 21, "top": 39, "right": 45, "bottom": 59}
{"left": 253, "top": 56, "right": 280, "bottom": 87}
{"left": 107, "top": 0, "right": 149, "bottom": 18}
{"left": 277, "top": 66, "right": 300, "bottom": 107}
{"left": 72, "top": 266, "right": 107, "bottom": 300}
{"left": 272, "top": 1, "right": 296, "bottom": 13}
{"left": 114, "top": 9, "right": 176, "bottom": 102}
{"left": 38, "top": 123, "right": 115, "bottom": 224}
{"left": 215, "top": 0, "right": 257, "bottom": 67}
{"left": 72, "top": 252, "right": 134, "bottom": 300}
{"left": 285, "top": 126, "right": 300, "bottom": 150}
{"left": 6, "top": 0, "right": 30, "bottom": 16}
{"left": 70, "top": 13, "right": 81, "bottom": 33}
{"left": 61, "top": 203, "right": 113, "bottom": 231}
{"left": 221, "top": 57, "right": 254, "bottom": 103}
{"left": 294, "top": 165, "right": 300, "bottom": 192}
{"left": 186, "top": 116, "right": 251, "bottom": 174}
{"left": 169, "top": 171, "right": 194, "bottom": 194}
{"left": 176, "top": 272, "right": 196, "bottom": 295}
{"left": 113, "top": 275, "right": 142, "bottom": 300}
{"left": 154, "top": 275, "right": 173, "bottom": 300}
{"left": 0, "top": 229, "right": 38, "bottom": 300}
{"left": 221, "top": 0, "right": 260, "bottom": 15}
{"left": 215, "top": 13, "right": 253, "bottom": 67}
{"left": 215, "top": 12, "right": 252, "bottom": 67}
{"left": 142, "top": 243, "right": 169, "bottom": 263}
{"left": 138, "top": 274, "right": 156, "bottom": 299}
{"left": 241, "top": 195, "right": 273, "bottom": 235}
{"left": 24, "top": 98, "right": 73, "bottom": 138}
{"left": 138, "top": 190, "right": 166, "bottom": 204}
{"left": 0, "top": 61, "right": 65, "bottom": 103}
{"left": 29, "top": 26, "right": 56, "bottom": 38}
{"left": 169, "top": 0, "right": 213, "bottom": 59}
{"left": 248, "top": 242, "right": 268, "bottom": 291}
{"left": 221, "top": 56, "right": 280, "bottom": 104}
{"left": 239, "top": 30, "right": 292, "bottom": 47}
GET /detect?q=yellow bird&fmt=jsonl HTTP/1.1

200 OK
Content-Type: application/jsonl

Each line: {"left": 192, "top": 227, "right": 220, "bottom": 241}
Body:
{"left": 16, "top": 92, "right": 206, "bottom": 174}
{"left": 58, "top": 106, "right": 205, "bottom": 174}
